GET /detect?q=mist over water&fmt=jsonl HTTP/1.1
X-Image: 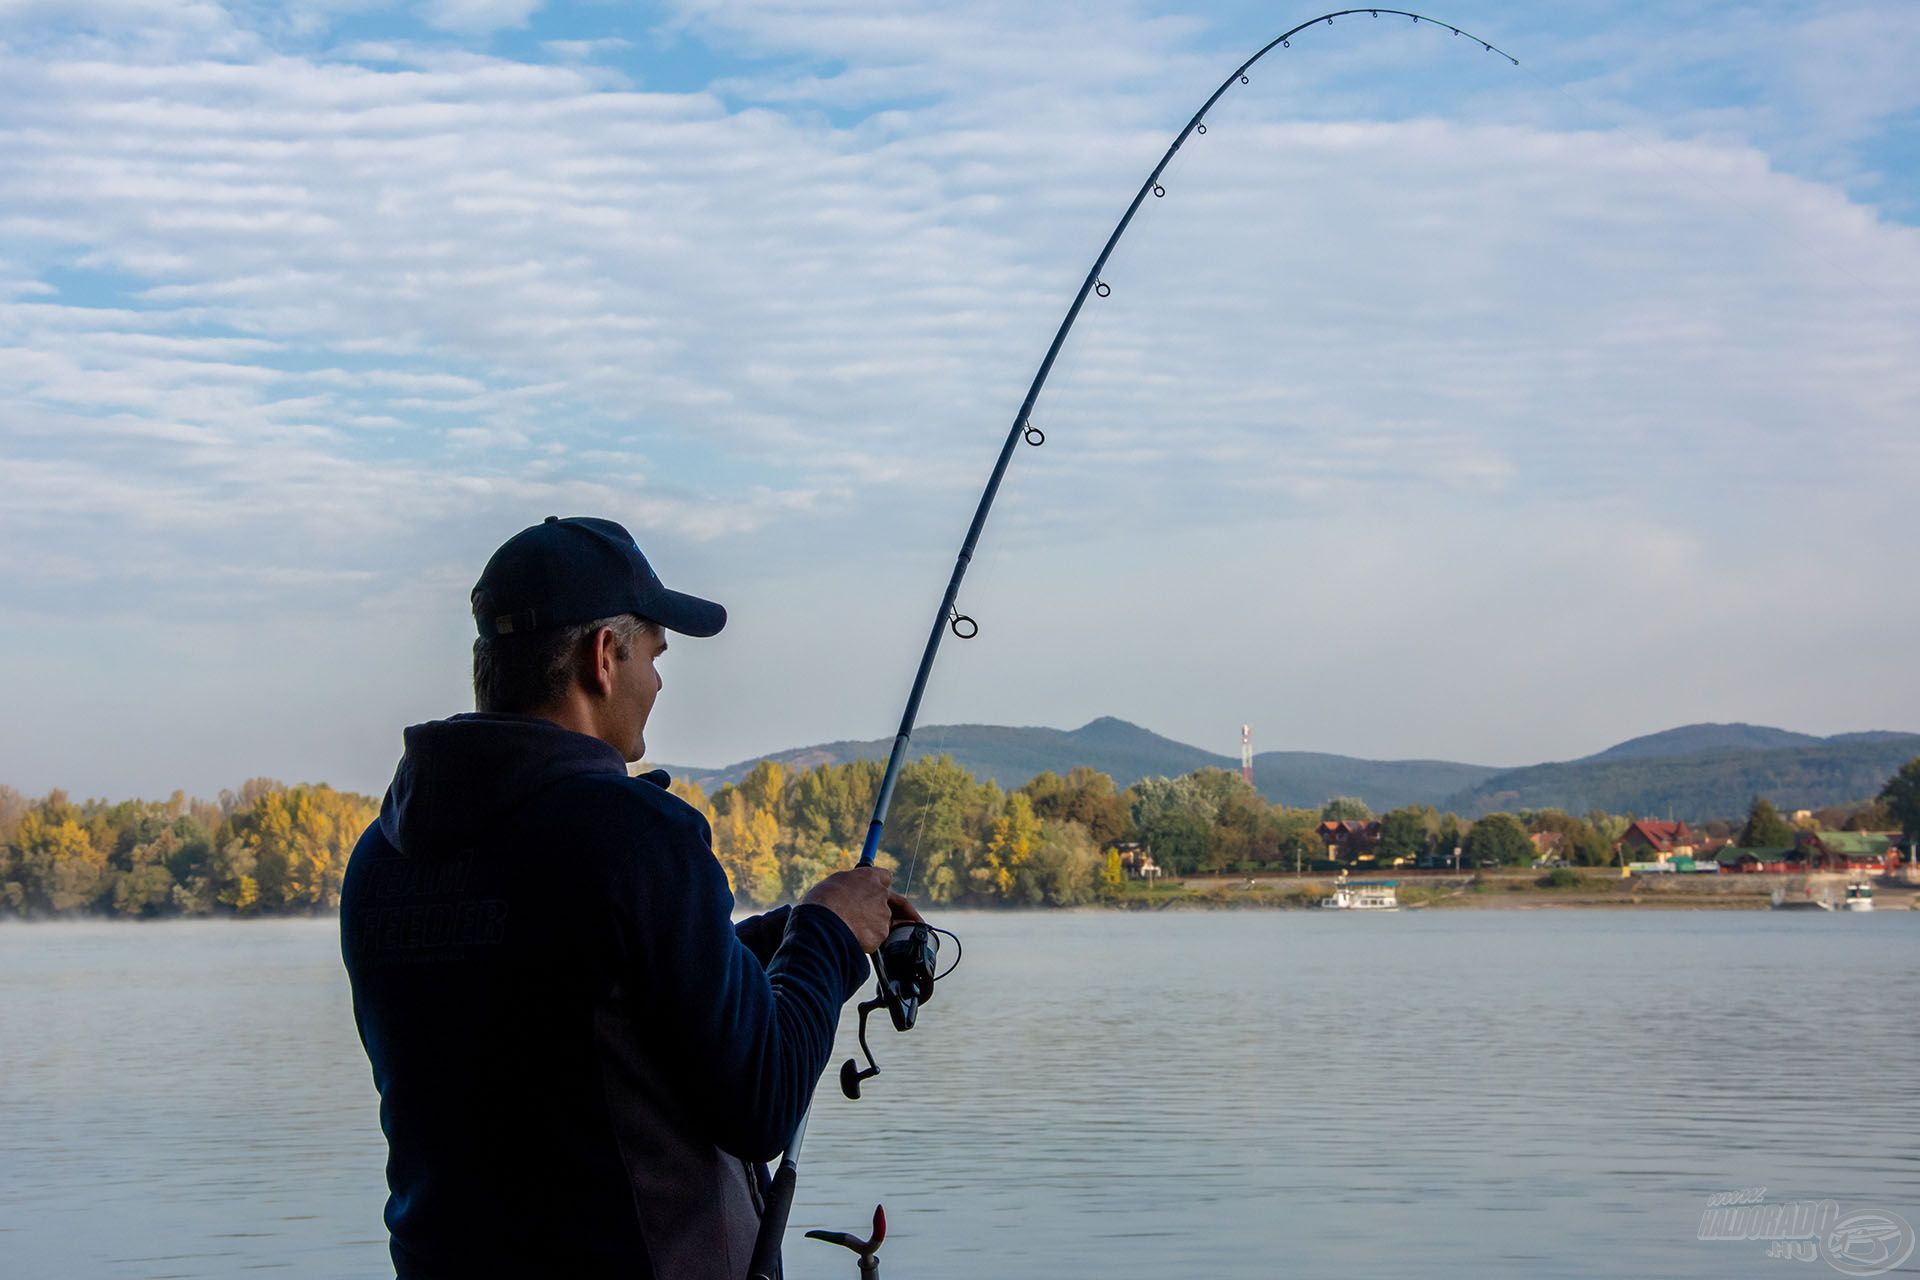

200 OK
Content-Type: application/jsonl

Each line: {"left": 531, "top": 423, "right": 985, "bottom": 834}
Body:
{"left": 2, "top": 912, "right": 1914, "bottom": 1279}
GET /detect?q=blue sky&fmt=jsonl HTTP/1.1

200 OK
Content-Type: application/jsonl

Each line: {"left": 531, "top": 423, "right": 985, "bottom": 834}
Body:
{"left": 2, "top": 0, "right": 1917, "bottom": 799}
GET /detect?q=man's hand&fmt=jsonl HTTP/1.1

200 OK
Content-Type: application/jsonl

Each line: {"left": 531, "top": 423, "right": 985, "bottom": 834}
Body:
{"left": 888, "top": 891, "right": 925, "bottom": 929}
{"left": 802, "top": 867, "right": 895, "bottom": 953}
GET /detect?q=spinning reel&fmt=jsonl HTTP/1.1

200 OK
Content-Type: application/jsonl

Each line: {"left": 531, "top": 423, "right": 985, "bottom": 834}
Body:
{"left": 839, "top": 921, "right": 961, "bottom": 1101}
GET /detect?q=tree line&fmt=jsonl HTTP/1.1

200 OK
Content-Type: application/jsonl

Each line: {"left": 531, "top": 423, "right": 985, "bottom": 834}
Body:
{"left": 0, "top": 781, "right": 376, "bottom": 918}
{"left": 5, "top": 755, "right": 1914, "bottom": 918}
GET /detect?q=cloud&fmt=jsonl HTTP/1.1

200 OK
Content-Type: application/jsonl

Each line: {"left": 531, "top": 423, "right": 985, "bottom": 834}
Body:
{"left": 420, "top": 0, "right": 547, "bottom": 36}
{"left": 0, "top": 0, "right": 1916, "bottom": 793}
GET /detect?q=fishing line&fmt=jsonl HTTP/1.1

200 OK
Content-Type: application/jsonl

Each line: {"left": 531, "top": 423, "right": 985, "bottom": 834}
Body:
{"left": 900, "top": 781, "right": 932, "bottom": 897}
{"left": 749, "top": 14, "right": 1518, "bottom": 1279}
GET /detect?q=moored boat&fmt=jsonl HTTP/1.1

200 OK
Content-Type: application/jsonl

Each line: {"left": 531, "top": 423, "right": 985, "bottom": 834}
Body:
{"left": 1770, "top": 882, "right": 1834, "bottom": 911}
{"left": 1318, "top": 878, "right": 1399, "bottom": 911}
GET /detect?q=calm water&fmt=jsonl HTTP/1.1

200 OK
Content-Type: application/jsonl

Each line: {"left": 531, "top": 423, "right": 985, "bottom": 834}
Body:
{"left": 1, "top": 911, "right": 1915, "bottom": 1279}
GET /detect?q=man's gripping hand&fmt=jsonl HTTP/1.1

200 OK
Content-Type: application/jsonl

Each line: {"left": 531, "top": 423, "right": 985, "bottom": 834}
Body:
{"left": 801, "top": 867, "right": 896, "bottom": 953}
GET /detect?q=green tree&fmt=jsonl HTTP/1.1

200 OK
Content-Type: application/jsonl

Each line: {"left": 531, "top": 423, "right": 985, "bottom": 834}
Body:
{"left": 1879, "top": 758, "right": 1920, "bottom": 845}
{"left": 1464, "top": 812, "right": 1532, "bottom": 867}
{"left": 1527, "top": 809, "right": 1609, "bottom": 867}
{"left": 1378, "top": 806, "right": 1437, "bottom": 859}
{"left": 1739, "top": 795, "right": 1793, "bottom": 848}
{"left": 1026, "top": 818, "right": 1099, "bottom": 906}
{"left": 1274, "top": 808, "right": 1321, "bottom": 873}
{"left": 1320, "top": 796, "right": 1373, "bottom": 822}
{"left": 1127, "top": 776, "right": 1217, "bottom": 875}
{"left": 890, "top": 755, "right": 991, "bottom": 904}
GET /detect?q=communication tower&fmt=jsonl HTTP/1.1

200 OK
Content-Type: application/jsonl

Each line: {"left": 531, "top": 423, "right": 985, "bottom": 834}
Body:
{"left": 1241, "top": 724, "right": 1253, "bottom": 788}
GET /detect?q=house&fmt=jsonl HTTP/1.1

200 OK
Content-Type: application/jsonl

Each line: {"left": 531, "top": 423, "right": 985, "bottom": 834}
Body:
{"left": 1318, "top": 820, "right": 1382, "bottom": 861}
{"left": 1793, "top": 831, "right": 1892, "bottom": 872}
{"left": 1615, "top": 819, "right": 1695, "bottom": 862}
{"left": 1716, "top": 847, "right": 1794, "bottom": 873}
{"left": 1529, "top": 831, "right": 1568, "bottom": 864}
{"left": 1113, "top": 842, "right": 1162, "bottom": 881}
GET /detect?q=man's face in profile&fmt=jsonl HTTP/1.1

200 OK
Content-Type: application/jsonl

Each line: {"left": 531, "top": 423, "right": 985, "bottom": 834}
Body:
{"left": 610, "top": 625, "right": 668, "bottom": 761}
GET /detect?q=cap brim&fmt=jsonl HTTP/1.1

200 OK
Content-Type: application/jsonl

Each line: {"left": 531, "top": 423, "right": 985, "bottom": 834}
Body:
{"left": 648, "top": 586, "right": 727, "bottom": 637}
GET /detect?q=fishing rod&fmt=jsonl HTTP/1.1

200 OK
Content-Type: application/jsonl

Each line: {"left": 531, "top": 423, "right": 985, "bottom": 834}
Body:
{"left": 748, "top": 11, "right": 1516, "bottom": 1278}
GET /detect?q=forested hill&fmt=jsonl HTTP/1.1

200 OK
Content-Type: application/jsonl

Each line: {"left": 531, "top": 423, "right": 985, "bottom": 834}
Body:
{"left": 670, "top": 718, "right": 1226, "bottom": 796}
{"left": 668, "top": 718, "right": 1920, "bottom": 818}
{"left": 1578, "top": 722, "right": 1827, "bottom": 761}
{"left": 1442, "top": 734, "right": 1920, "bottom": 818}
{"left": 669, "top": 717, "right": 1498, "bottom": 813}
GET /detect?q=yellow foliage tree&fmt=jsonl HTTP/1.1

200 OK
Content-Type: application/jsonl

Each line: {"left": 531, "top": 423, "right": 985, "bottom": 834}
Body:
{"left": 976, "top": 793, "right": 1039, "bottom": 900}
{"left": 14, "top": 804, "right": 107, "bottom": 913}
{"left": 711, "top": 791, "right": 784, "bottom": 907}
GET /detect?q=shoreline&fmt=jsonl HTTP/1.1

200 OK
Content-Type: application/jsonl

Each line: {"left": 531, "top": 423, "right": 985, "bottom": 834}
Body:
{"left": 1096, "top": 870, "right": 1920, "bottom": 912}
{"left": 4, "top": 873, "right": 1914, "bottom": 923}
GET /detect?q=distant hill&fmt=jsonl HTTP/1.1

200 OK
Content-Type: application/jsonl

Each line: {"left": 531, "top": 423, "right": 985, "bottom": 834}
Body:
{"left": 1580, "top": 722, "right": 1824, "bottom": 761}
{"left": 668, "top": 717, "right": 1499, "bottom": 812}
{"left": 1245, "top": 752, "right": 1498, "bottom": 812}
{"left": 1443, "top": 734, "right": 1920, "bottom": 820}
{"left": 665, "top": 718, "right": 1919, "bottom": 821}
{"left": 668, "top": 717, "right": 1225, "bottom": 795}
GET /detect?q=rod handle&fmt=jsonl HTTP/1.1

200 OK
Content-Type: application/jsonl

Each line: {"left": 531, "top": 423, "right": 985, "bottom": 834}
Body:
{"left": 747, "top": 1161, "right": 798, "bottom": 1280}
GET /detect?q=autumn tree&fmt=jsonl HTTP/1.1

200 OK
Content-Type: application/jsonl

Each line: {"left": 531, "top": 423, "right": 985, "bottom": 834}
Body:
{"left": 1022, "top": 768, "right": 1129, "bottom": 847}
{"left": 11, "top": 792, "right": 108, "bottom": 913}
{"left": 0, "top": 784, "right": 27, "bottom": 845}
{"left": 977, "top": 792, "right": 1040, "bottom": 901}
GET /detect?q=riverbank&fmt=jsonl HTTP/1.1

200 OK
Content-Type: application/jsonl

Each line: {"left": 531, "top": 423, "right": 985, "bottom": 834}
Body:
{"left": 1106, "top": 870, "right": 1920, "bottom": 911}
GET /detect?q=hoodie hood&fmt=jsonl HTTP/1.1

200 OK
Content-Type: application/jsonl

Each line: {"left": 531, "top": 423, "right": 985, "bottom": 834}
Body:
{"left": 379, "top": 713, "right": 629, "bottom": 857}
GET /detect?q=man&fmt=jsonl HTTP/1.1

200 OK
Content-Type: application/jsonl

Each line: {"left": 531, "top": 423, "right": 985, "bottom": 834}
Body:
{"left": 341, "top": 515, "right": 911, "bottom": 1279}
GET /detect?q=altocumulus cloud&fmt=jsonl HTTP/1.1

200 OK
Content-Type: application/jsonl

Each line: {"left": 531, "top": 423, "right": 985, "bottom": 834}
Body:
{"left": 0, "top": 0, "right": 1916, "bottom": 796}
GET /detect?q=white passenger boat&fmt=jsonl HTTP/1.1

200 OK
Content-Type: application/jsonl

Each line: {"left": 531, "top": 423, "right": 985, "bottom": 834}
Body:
{"left": 1318, "top": 878, "right": 1399, "bottom": 911}
{"left": 1842, "top": 880, "right": 1874, "bottom": 912}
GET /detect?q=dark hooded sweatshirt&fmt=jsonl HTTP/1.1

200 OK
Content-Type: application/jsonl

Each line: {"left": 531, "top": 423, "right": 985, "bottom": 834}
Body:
{"left": 340, "top": 714, "right": 869, "bottom": 1280}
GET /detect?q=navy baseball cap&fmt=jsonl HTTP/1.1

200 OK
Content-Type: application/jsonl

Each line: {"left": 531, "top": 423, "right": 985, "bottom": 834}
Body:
{"left": 471, "top": 516, "right": 727, "bottom": 639}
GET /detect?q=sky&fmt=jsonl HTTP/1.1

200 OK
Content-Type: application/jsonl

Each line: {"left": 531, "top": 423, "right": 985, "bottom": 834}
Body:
{"left": 2, "top": 0, "right": 1916, "bottom": 800}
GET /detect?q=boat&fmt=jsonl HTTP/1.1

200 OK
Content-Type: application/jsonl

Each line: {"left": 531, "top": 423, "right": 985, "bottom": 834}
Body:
{"left": 1770, "top": 882, "right": 1835, "bottom": 911}
{"left": 1842, "top": 880, "right": 1875, "bottom": 912}
{"left": 1318, "top": 878, "right": 1399, "bottom": 911}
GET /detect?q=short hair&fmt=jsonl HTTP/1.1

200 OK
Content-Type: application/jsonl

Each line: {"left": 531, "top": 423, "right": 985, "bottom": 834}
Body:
{"left": 473, "top": 614, "right": 657, "bottom": 714}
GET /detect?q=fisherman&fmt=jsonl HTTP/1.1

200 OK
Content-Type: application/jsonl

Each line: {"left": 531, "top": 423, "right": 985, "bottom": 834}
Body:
{"left": 340, "top": 515, "right": 915, "bottom": 1279}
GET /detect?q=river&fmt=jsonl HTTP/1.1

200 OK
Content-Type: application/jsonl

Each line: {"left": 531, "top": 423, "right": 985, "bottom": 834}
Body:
{"left": 1, "top": 911, "right": 1914, "bottom": 1278}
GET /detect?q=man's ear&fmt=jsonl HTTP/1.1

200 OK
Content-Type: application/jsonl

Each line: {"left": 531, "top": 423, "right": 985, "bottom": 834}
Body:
{"left": 586, "top": 626, "right": 619, "bottom": 698}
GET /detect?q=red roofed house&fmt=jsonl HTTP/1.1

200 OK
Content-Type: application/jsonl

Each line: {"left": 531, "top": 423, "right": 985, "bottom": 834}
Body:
{"left": 1318, "top": 820, "right": 1382, "bottom": 861}
{"left": 1614, "top": 819, "right": 1695, "bottom": 863}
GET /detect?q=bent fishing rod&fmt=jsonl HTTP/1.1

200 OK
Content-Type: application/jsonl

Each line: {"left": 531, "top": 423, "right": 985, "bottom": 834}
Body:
{"left": 747, "top": 12, "right": 1516, "bottom": 1278}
